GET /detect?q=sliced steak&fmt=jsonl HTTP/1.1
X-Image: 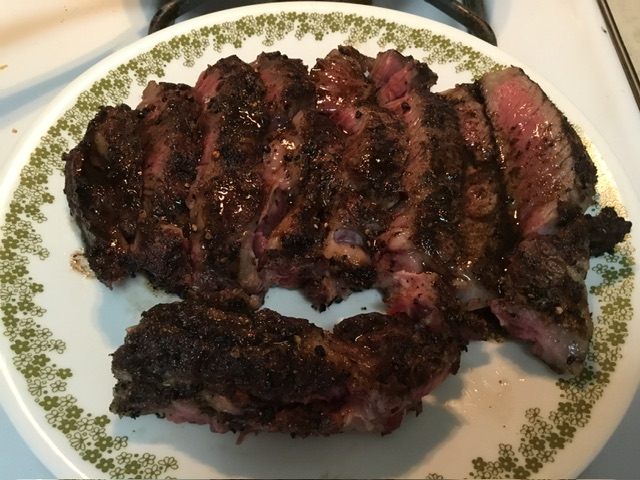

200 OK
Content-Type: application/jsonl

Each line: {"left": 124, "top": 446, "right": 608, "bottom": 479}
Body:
{"left": 261, "top": 110, "right": 347, "bottom": 309}
{"left": 232, "top": 53, "right": 318, "bottom": 295}
{"left": 440, "top": 83, "right": 515, "bottom": 312}
{"left": 478, "top": 66, "right": 597, "bottom": 236}
{"left": 130, "top": 81, "right": 203, "bottom": 294}
{"left": 374, "top": 85, "right": 468, "bottom": 326}
{"left": 311, "top": 47, "right": 411, "bottom": 308}
{"left": 188, "top": 56, "right": 269, "bottom": 308}
{"left": 490, "top": 219, "right": 593, "bottom": 374}
{"left": 63, "top": 105, "right": 144, "bottom": 285}
{"left": 585, "top": 206, "right": 632, "bottom": 256}
{"left": 312, "top": 45, "right": 376, "bottom": 112}
{"left": 370, "top": 49, "right": 438, "bottom": 104}
{"left": 252, "top": 51, "right": 317, "bottom": 130}
{"left": 489, "top": 207, "right": 630, "bottom": 374}
{"left": 110, "top": 300, "right": 463, "bottom": 437}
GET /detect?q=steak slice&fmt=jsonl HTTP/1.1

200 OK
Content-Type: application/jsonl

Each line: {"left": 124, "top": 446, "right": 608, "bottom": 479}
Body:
{"left": 490, "top": 208, "right": 630, "bottom": 374}
{"left": 313, "top": 45, "right": 376, "bottom": 112}
{"left": 252, "top": 51, "right": 317, "bottom": 130}
{"left": 370, "top": 49, "right": 438, "bottom": 104}
{"left": 238, "top": 52, "right": 317, "bottom": 294}
{"left": 373, "top": 85, "right": 469, "bottom": 325}
{"left": 311, "top": 47, "right": 412, "bottom": 308}
{"left": 110, "top": 300, "right": 463, "bottom": 437}
{"left": 63, "top": 105, "right": 144, "bottom": 285}
{"left": 187, "top": 55, "right": 269, "bottom": 308}
{"left": 440, "top": 83, "right": 515, "bottom": 312}
{"left": 130, "top": 81, "right": 203, "bottom": 294}
{"left": 478, "top": 66, "right": 597, "bottom": 236}
{"left": 490, "top": 220, "right": 592, "bottom": 374}
{"left": 261, "top": 110, "right": 347, "bottom": 309}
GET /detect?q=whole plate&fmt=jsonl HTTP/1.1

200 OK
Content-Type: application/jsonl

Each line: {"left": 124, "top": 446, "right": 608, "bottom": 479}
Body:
{"left": 0, "top": 2, "right": 638, "bottom": 478}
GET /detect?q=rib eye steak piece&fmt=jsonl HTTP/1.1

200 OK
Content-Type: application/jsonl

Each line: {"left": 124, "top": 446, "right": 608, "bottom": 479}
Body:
{"left": 187, "top": 55, "right": 270, "bottom": 308}
{"left": 252, "top": 51, "right": 317, "bottom": 130}
{"left": 490, "top": 219, "right": 593, "bottom": 375}
{"left": 370, "top": 48, "right": 438, "bottom": 104}
{"left": 490, "top": 208, "right": 631, "bottom": 375}
{"left": 312, "top": 45, "right": 376, "bottom": 112}
{"left": 260, "top": 109, "right": 347, "bottom": 310}
{"left": 236, "top": 52, "right": 318, "bottom": 295}
{"left": 130, "top": 81, "right": 204, "bottom": 294}
{"left": 373, "top": 83, "right": 469, "bottom": 325}
{"left": 478, "top": 66, "right": 598, "bottom": 237}
{"left": 110, "top": 300, "right": 464, "bottom": 437}
{"left": 63, "top": 105, "right": 144, "bottom": 285}
{"left": 310, "top": 46, "right": 414, "bottom": 308}
{"left": 440, "top": 83, "right": 515, "bottom": 312}
{"left": 585, "top": 206, "right": 632, "bottom": 256}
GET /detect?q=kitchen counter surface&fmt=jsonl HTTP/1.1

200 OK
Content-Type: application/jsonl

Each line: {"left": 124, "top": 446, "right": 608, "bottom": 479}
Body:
{"left": 2, "top": 1, "right": 639, "bottom": 478}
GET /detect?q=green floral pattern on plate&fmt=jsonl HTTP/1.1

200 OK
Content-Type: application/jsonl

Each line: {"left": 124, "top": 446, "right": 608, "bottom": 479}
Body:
{"left": 0, "top": 10, "right": 634, "bottom": 479}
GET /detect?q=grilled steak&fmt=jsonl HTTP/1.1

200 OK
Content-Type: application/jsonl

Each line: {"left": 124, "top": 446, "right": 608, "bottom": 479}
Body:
{"left": 478, "top": 66, "right": 598, "bottom": 237}
{"left": 238, "top": 52, "right": 318, "bottom": 295}
{"left": 64, "top": 105, "right": 144, "bottom": 285}
{"left": 371, "top": 48, "right": 438, "bottom": 103}
{"left": 440, "top": 83, "right": 514, "bottom": 312}
{"left": 131, "top": 81, "right": 203, "bottom": 294}
{"left": 585, "top": 206, "right": 633, "bottom": 256}
{"left": 310, "top": 47, "right": 411, "bottom": 308}
{"left": 490, "top": 218, "right": 592, "bottom": 374}
{"left": 260, "top": 109, "right": 346, "bottom": 307}
{"left": 187, "top": 55, "right": 270, "bottom": 308}
{"left": 490, "top": 208, "right": 631, "bottom": 374}
{"left": 372, "top": 76, "right": 468, "bottom": 324}
{"left": 110, "top": 300, "right": 463, "bottom": 437}
{"left": 252, "top": 51, "right": 317, "bottom": 130}
{"left": 61, "top": 46, "right": 633, "bottom": 440}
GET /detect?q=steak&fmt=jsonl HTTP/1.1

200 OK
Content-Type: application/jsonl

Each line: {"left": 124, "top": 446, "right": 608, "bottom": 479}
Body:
{"left": 131, "top": 81, "right": 203, "bottom": 294}
{"left": 187, "top": 55, "right": 270, "bottom": 308}
{"left": 440, "top": 83, "right": 514, "bottom": 312}
{"left": 372, "top": 81, "right": 469, "bottom": 325}
{"left": 490, "top": 218, "right": 593, "bottom": 374}
{"left": 60, "top": 46, "right": 633, "bottom": 439}
{"left": 64, "top": 105, "right": 144, "bottom": 285}
{"left": 478, "top": 66, "right": 598, "bottom": 237}
{"left": 490, "top": 208, "right": 631, "bottom": 374}
{"left": 110, "top": 300, "right": 464, "bottom": 437}
{"left": 310, "top": 47, "right": 411, "bottom": 308}
{"left": 252, "top": 51, "right": 317, "bottom": 130}
{"left": 259, "top": 109, "right": 346, "bottom": 307}
{"left": 239, "top": 52, "right": 317, "bottom": 295}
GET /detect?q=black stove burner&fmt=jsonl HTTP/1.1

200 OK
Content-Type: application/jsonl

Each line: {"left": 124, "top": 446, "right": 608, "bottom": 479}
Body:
{"left": 148, "top": 0, "right": 496, "bottom": 46}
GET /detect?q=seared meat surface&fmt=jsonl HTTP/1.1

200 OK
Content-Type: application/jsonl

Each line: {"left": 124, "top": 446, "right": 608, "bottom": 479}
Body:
{"left": 111, "top": 301, "right": 463, "bottom": 437}
{"left": 61, "top": 47, "right": 633, "bottom": 439}
{"left": 131, "top": 81, "right": 203, "bottom": 294}
{"left": 440, "top": 83, "right": 514, "bottom": 312}
{"left": 310, "top": 46, "right": 411, "bottom": 308}
{"left": 64, "top": 105, "right": 144, "bottom": 284}
{"left": 188, "top": 56, "right": 269, "bottom": 308}
{"left": 490, "top": 208, "right": 631, "bottom": 373}
{"left": 478, "top": 66, "right": 598, "bottom": 236}
{"left": 240, "top": 52, "right": 318, "bottom": 295}
{"left": 372, "top": 79, "right": 468, "bottom": 323}
{"left": 260, "top": 109, "right": 346, "bottom": 307}
{"left": 490, "top": 218, "right": 593, "bottom": 374}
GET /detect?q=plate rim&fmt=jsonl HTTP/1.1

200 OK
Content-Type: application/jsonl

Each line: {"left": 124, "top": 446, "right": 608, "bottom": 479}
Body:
{"left": 0, "top": 2, "right": 638, "bottom": 478}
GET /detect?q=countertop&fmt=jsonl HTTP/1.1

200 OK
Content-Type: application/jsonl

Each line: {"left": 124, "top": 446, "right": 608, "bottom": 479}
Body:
{"left": 1, "top": 0, "right": 640, "bottom": 478}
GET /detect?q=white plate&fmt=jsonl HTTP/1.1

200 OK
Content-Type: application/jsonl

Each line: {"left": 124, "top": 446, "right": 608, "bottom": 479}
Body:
{"left": 1, "top": 2, "right": 638, "bottom": 478}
